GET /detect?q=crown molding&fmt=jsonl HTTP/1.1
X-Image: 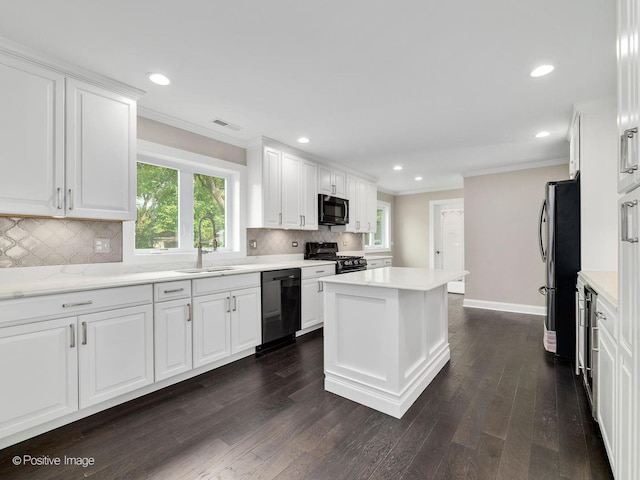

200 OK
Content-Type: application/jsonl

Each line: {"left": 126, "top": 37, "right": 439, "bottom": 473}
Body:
{"left": 137, "top": 107, "right": 249, "bottom": 149}
{"left": 0, "top": 36, "right": 145, "bottom": 99}
{"left": 463, "top": 157, "right": 568, "bottom": 178}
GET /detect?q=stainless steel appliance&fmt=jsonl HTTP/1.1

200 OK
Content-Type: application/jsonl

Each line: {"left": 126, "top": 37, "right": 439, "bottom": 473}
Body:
{"left": 304, "top": 241, "right": 367, "bottom": 273}
{"left": 257, "top": 268, "right": 301, "bottom": 354}
{"left": 580, "top": 284, "right": 598, "bottom": 416}
{"left": 538, "top": 177, "right": 581, "bottom": 361}
{"left": 318, "top": 194, "right": 349, "bottom": 226}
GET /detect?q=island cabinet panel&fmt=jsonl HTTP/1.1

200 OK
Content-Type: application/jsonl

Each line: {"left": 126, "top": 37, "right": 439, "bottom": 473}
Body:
{"left": 0, "top": 317, "right": 78, "bottom": 438}
{"left": 322, "top": 267, "right": 463, "bottom": 419}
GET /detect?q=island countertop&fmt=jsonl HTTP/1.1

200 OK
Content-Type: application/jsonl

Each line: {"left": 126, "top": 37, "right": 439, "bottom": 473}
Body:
{"left": 321, "top": 266, "right": 468, "bottom": 292}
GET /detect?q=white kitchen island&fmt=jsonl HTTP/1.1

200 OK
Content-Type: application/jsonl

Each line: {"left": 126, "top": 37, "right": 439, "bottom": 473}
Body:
{"left": 321, "top": 267, "right": 468, "bottom": 418}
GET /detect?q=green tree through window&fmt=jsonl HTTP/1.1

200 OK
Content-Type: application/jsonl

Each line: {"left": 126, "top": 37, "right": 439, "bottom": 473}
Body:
{"left": 193, "top": 173, "right": 226, "bottom": 248}
{"left": 136, "top": 163, "right": 178, "bottom": 249}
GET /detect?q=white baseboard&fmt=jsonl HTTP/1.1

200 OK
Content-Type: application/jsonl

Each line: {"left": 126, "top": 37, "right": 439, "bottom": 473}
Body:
{"left": 462, "top": 298, "right": 545, "bottom": 316}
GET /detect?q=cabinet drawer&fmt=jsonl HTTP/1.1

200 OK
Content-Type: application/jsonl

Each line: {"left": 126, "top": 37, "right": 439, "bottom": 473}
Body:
{"left": 301, "top": 264, "right": 336, "bottom": 279}
{"left": 193, "top": 273, "right": 260, "bottom": 296}
{"left": 596, "top": 297, "right": 616, "bottom": 338}
{"left": 154, "top": 280, "right": 191, "bottom": 302}
{"left": 0, "top": 285, "right": 153, "bottom": 326}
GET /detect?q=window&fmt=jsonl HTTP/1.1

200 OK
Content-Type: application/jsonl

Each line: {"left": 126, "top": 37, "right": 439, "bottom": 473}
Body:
{"left": 126, "top": 141, "right": 244, "bottom": 261}
{"left": 364, "top": 201, "right": 390, "bottom": 251}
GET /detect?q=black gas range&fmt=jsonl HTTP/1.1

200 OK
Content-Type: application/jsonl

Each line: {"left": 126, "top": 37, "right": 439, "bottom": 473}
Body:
{"left": 304, "top": 242, "right": 367, "bottom": 274}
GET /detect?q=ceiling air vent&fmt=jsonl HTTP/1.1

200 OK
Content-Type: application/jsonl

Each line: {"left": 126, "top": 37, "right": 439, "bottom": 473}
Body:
{"left": 212, "top": 118, "right": 242, "bottom": 131}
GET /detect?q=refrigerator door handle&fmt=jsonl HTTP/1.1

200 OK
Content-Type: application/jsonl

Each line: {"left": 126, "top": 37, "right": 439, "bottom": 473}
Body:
{"left": 538, "top": 199, "right": 547, "bottom": 262}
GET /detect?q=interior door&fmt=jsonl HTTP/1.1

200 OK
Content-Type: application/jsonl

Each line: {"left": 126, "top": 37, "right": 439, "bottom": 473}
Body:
{"left": 432, "top": 200, "right": 465, "bottom": 294}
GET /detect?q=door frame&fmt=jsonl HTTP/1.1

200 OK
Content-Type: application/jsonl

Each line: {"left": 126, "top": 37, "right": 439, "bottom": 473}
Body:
{"left": 429, "top": 198, "right": 465, "bottom": 294}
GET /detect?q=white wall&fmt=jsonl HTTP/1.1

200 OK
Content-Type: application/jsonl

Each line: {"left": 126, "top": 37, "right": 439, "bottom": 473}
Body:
{"left": 464, "top": 164, "right": 569, "bottom": 308}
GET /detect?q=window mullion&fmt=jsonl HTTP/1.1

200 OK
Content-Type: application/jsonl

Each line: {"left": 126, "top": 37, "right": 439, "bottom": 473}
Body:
{"left": 180, "top": 170, "right": 194, "bottom": 250}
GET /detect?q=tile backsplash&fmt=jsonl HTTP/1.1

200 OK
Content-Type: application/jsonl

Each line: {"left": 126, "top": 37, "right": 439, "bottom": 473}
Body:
{"left": 247, "top": 227, "right": 363, "bottom": 256}
{"left": 0, "top": 217, "right": 122, "bottom": 268}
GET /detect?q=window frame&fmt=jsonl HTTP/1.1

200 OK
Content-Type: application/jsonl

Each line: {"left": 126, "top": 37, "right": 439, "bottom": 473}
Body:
{"left": 123, "top": 141, "right": 246, "bottom": 265}
{"left": 364, "top": 200, "right": 391, "bottom": 252}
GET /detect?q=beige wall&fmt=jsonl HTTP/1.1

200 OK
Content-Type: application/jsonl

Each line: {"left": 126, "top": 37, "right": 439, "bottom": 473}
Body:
{"left": 137, "top": 117, "right": 246, "bottom": 165}
{"left": 393, "top": 188, "right": 464, "bottom": 267}
{"left": 464, "top": 164, "right": 569, "bottom": 307}
{"left": 377, "top": 191, "right": 396, "bottom": 257}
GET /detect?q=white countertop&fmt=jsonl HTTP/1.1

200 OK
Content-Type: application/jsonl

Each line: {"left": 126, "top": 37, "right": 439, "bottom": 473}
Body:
{"left": 0, "top": 259, "right": 336, "bottom": 300}
{"left": 321, "top": 267, "right": 468, "bottom": 292}
{"left": 578, "top": 271, "right": 618, "bottom": 308}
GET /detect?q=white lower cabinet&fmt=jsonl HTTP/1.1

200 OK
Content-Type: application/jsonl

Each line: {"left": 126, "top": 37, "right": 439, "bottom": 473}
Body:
{"left": 597, "top": 320, "right": 617, "bottom": 468}
{"left": 154, "top": 298, "right": 193, "bottom": 381}
{"left": 301, "top": 264, "right": 335, "bottom": 331}
{"left": 0, "top": 317, "right": 78, "bottom": 438}
{"left": 192, "top": 273, "right": 261, "bottom": 368}
{"left": 78, "top": 305, "right": 154, "bottom": 408}
{"left": 0, "top": 284, "right": 153, "bottom": 445}
{"left": 366, "top": 257, "right": 392, "bottom": 269}
{"left": 618, "top": 347, "right": 634, "bottom": 480}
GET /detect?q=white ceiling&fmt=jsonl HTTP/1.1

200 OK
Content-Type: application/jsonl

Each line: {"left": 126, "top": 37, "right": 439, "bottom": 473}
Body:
{"left": 0, "top": 1, "right": 616, "bottom": 194}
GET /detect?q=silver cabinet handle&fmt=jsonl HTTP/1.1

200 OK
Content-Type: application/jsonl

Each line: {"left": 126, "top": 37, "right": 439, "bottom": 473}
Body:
{"left": 62, "top": 300, "right": 93, "bottom": 308}
{"left": 68, "top": 188, "right": 73, "bottom": 210}
{"left": 302, "top": 215, "right": 306, "bottom": 227}
{"left": 57, "top": 187, "right": 63, "bottom": 210}
{"left": 620, "top": 127, "right": 639, "bottom": 174}
{"left": 300, "top": 215, "right": 303, "bottom": 226}
{"left": 81, "top": 321, "right": 87, "bottom": 345}
{"left": 232, "top": 296, "right": 237, "bottom": 311}
{"left": 164, "top": 287, "right": 184, "bottom": 294}
{"left": 70, "top": 324, "right": 76, "bottom": 348}
{"left": 279, "top": 213, "right": 282, "bottom": 225}
{"left": 186, "top": 303, "right": 191, "bottom": 321}
{"left": 226, "top": 296, "right": 230, "bottom": 313}
{"left": 318, "top": 281, "right": 323, "bottom": 293}
{"left": 621, "top": 200, "right": 638, "bottom": 243}
{"left": 538, "top": 285, "right": 547, "bottom": 296}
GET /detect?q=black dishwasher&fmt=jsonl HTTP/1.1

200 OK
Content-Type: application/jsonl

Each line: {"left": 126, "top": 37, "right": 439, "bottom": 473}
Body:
{"left": 257, "top": 268, "right": 301, "bottom": 353}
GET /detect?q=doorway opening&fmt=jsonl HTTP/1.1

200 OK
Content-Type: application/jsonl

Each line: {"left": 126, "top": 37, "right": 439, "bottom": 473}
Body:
{"left": 430, "top": 198, "right": 465, "bottom": 294}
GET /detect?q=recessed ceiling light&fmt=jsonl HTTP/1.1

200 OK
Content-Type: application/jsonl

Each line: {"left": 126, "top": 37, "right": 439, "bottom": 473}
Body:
{"left": 393, "top": 166, "right": 403, "bottom": 171}
{"left": 148, "top": 73, "right": 171, "bottom": 85}
{"left": 415, "top": 176, "right": 423, "bottom": 181}
{"left": 535, "top": 131, "right": 551, "bottom": 138}
{"left": 297, "top": 137, "right": 310, "bottom": 144}
{"left": 530, "top": 65, "right": 555, "bottom": 77}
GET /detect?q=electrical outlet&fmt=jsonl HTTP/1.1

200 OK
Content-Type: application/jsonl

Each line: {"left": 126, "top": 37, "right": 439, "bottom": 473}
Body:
{"left": 249, "top": 240, "right": 257, "bottom": 249}
{"left": 292, "top": 241, "right": 298, "bottom": 247}
{"left": 94, "top": 238, "right": 111, "bottom": 253}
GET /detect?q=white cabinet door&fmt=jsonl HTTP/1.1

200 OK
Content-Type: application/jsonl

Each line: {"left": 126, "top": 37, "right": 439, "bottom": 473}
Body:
{"left": 281, "top": 152, "right": 302, "bottom": 229}
{"left": 78, "top": 304, "right": 153, "bottom": 408}
{"left": 230, "top": 287, "right": 261, "bottom": 354}
{"left": 618, "top": 347, "right": 635, "bottom": 480}
{"left": 0, "top": 317, "right": 78, "bottom": 438}
{"left": 300, "top": 159, "right": 318, "bottom": 230}
{"left": 569, "top": 112, "right": 580, "bottom": 180}
{"left": 301, "top": 278, "right": 320, "bottom": 329}
{"left": 65, "top": 79, "right": 136, "bottom": 220}
{"left": 318, "top": 166, "right": 346, "bottom": 197}
{"left": 597, "top": 324, "right": 617, "bottom": 468}
{"left": 154, "top": 299, "right": 193, "bottom": 381}
{"left": 617, "top": 0, "right": 640, "bottom": 193}
{"left": 0, "top": 53, "right": 65, "bottom": 217}
{"left": 262, "top": 147, "right": 282, "bottom": 228}
{"left": 192, "top": 292, "right": 231, "bottom": 368}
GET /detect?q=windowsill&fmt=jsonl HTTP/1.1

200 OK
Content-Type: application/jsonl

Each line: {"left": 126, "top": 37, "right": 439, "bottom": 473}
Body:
{"left": 364, "top": 247, "right": 392, "bottom": 254}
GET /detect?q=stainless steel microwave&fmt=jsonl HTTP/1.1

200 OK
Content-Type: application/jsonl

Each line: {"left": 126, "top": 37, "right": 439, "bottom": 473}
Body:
{"left": 318, "top": 194, "right": 349, "bottom": 225}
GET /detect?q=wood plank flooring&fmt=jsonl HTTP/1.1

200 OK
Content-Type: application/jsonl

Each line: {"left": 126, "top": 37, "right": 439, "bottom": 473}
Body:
{"left": 0, "top": 295, "right": 614, "bottom": 479}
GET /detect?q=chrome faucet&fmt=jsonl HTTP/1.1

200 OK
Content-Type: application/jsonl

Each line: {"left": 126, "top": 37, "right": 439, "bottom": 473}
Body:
{"left": 196, "top": 215, "right": 217, "bottom": 268}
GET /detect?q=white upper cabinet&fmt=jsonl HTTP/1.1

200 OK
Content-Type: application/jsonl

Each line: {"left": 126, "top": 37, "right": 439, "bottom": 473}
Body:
{"left": 247, "top": 144, "right": 317, "bottom": 230}
{"left": 318, "top": 165, "right": 346, "bottom": 198}
{"left": 0, "top": 49, "right": 139, "bottom": 220}
{"left": 617, "top": 0, "right": 640, "bottom": 193}
{"left": 0, "top": 53, "right": 65, "bottom": 217}
{"left": 340, "top": 175, "right": 376, "bottom": 233}
{"left": 569, "top": 111, "right": 581, "bottom": 179}
{"left": 65, "top": 79, "right": 137, "bottom": 220}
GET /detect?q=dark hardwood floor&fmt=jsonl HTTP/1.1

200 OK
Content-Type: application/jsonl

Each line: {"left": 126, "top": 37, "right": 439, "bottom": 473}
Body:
{"left": 0, "top": 295, "right": 614, "bottom": 479}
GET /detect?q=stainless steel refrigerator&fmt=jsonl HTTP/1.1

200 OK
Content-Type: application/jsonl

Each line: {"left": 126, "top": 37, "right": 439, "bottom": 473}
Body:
{"left": 538, "top": 177, "right": 581, "bottom": 361}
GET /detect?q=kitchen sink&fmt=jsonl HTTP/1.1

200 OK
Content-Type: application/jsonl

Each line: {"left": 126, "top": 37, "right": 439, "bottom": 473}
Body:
{"left": 174, "top": 266, "right": 241, "bottom": 274}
